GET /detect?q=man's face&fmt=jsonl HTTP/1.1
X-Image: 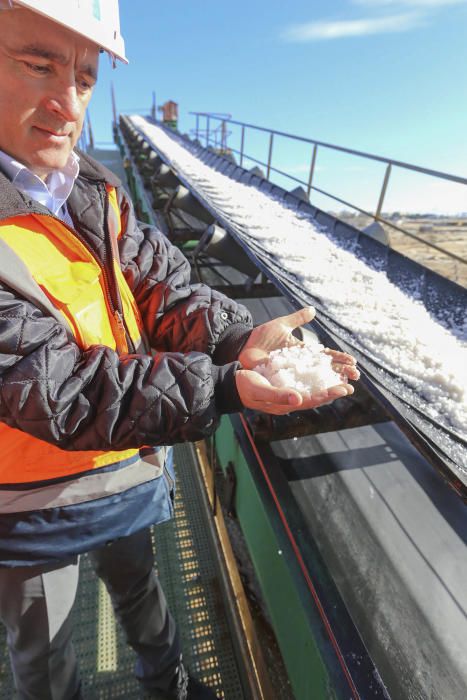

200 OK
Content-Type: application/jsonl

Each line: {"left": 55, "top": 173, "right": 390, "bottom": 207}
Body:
{"left": 0, "top": 8, "right": 99, "bottom": 178}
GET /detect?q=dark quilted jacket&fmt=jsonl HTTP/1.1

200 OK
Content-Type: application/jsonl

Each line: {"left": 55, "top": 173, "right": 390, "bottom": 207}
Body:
{"left": 0, "top": 150, "right": 253, "bottom": 454}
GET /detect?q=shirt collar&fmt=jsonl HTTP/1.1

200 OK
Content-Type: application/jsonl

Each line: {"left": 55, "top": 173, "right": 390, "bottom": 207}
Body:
{"left": 0, "top": 149, "right": 80, "bottom": 216}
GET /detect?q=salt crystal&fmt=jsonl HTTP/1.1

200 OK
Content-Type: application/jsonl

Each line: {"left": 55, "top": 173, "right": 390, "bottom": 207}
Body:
{"left": 254, "top": 343, "right": 342, "bottom": 395}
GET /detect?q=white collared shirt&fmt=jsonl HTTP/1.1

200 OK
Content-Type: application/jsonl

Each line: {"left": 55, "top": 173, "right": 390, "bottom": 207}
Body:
{"left": 0, "top": 149, "right": 79, "bottom": 228}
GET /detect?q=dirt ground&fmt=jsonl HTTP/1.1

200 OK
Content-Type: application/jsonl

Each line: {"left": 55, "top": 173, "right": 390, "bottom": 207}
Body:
{"left": 338, "top": 213, "right": 467, "bottom": 288}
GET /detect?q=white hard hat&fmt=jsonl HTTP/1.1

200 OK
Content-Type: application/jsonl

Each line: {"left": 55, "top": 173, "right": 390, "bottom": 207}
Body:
{"left": 8, "top": 0, "right": 127, "bottom": 64}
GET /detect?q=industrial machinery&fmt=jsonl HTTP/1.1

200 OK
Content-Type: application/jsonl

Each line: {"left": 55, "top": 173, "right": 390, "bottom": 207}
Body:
{"left": 2, "top": 108, "right": 463, "bottom": 700}
{"left": 113, "top": 112, "right": 467, "bottom": 700}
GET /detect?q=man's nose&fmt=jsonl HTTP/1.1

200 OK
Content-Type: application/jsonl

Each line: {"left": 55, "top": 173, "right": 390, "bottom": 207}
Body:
{"left": 45, "top": 84, "right": 81, "bottom": 122}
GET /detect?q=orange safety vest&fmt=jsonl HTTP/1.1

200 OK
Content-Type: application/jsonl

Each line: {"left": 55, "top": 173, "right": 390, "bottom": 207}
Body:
{"left": 0, "top": 185, "right": 146, "bottom": 484}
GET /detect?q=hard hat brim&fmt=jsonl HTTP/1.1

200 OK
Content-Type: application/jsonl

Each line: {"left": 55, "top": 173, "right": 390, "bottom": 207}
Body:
{"left": 11, "top": 0, "right": 128, "bottom": 64}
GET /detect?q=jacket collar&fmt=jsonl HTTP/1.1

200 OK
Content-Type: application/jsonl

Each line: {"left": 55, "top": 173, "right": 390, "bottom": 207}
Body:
{"left": 75, "top": 149, "right": 121, "bottom": 187}
{"left": 0, "top": 149, "right": 121, "bottom": 221}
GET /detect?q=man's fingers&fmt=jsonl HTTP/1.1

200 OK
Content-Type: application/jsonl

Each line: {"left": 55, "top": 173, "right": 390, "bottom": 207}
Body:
{"left": 237, "top": 369, "right": 304, "bottom": 406}
{"left": 332, "top": 362, "right": 360, "bottom": 380}
{"left": 328, "top": 383, "right": 354, "bottom": 397}
{"left": 325, "top": 348, "right": 357, "bottom": 364}
{"left": 237, "top": 368, "right": 357, "bottom": 417}
{"left": 251, "top": 383, "right": 355, "bottom": 414}
{"left": 253, "top": 383, "right": 354, "bottom": 409}
{"left": 281, "top": 306, "right": 316, "bottom": 330}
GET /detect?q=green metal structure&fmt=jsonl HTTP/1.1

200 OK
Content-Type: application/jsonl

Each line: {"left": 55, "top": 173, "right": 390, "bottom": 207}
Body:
{"left": 214, "top": 416, "right": 337, "bottom": 700}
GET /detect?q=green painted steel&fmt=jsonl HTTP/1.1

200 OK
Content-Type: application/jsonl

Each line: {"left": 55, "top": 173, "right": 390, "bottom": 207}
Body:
{"left": 114, "top": 127, "right": 157, "bottom": 226}
{"left": 179, "top": 239, "right": 200, "bottom": 251}
{"left": 215, "top": 416, "right": 336, "bottom": 700}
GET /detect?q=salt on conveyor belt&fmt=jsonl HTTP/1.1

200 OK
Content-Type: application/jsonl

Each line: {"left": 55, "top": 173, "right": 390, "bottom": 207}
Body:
{"left": 130, "top": 116, "right": 467, "bottom": 450}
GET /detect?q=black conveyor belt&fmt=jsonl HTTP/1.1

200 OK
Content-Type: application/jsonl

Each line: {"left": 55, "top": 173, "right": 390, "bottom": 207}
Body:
{"left": 123, "top": 117, "right": 467, "bottom": 497}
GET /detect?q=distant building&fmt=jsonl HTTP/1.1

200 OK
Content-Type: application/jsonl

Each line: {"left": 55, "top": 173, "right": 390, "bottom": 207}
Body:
{"left": 159, "top": 101, "right": 178, "bottom": 130}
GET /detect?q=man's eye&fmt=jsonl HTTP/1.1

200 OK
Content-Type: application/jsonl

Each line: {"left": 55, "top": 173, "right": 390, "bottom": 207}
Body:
{"left": 77, "top": 76, "right": 95, "bottom": 93}
{"left": 25, "top": 62, "right": 50, "bottom": 74}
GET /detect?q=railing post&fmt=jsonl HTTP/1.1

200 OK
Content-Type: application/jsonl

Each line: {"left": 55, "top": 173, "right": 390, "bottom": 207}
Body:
{"left": 221, "top": 120, "right": 227, "bottom": 151}
{"left": 375, "top": 164, "right": 392, "bottom": 220}
{"left": 195, "top": 114, "right": 199, "bottom": 141}
{"left": 206, "top": 115, "right": 210, "bottom": 148}
{"left": 240, "top": 126, "right": 245, "bottom": 167}
{"left": 110, "top": 82, "right": 117, "bottom": 130}
{"left": 266, "top": 133, "right": 274, "bottom": 180}
{"left": 307, "top": 144, "right": 318, "bottom": 197}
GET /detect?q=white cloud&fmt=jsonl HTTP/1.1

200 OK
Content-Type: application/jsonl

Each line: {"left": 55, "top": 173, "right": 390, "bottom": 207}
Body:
{"left": 282, "top": 12, "right": 423, "bottom": 42}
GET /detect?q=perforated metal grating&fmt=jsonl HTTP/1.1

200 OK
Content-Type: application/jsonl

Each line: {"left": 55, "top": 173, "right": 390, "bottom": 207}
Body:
{"left": 0, "top": 445, "right": 246, "bottom": 699}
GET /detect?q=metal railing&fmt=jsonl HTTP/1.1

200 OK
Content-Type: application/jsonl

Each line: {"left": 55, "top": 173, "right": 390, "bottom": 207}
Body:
{"left": 192, "top": 112, "right": 232, "bottom": 151}
{"left": 189, "top": 112, "right": 467, "bottom": 268}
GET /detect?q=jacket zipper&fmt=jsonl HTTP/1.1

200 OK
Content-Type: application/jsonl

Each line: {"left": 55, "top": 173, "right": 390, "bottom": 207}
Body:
{"left": 98, "top": 182, "right": 135, "bottom": 353}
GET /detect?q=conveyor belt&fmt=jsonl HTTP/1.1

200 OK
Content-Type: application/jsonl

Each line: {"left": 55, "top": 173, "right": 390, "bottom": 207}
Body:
{"left": 121, "top": 116, "right": 467, "bottom": 498}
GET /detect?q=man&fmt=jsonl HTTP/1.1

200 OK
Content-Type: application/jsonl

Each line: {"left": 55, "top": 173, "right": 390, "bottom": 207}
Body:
{"left": 0, "top": 2, "right": 359, "bottom": 699}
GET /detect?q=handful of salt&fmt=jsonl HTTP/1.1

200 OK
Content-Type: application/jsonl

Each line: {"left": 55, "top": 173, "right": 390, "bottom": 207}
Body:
{"left": 253, "top": 341, "right": 343, "bottom": 399}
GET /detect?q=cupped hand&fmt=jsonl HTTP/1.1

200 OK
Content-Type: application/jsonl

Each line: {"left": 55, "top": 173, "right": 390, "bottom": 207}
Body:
{"left": 237, "top": 306, "right": 360, "bottom": 384}
{"left": 235, "top": 369, "right": 355, "bottom": 416}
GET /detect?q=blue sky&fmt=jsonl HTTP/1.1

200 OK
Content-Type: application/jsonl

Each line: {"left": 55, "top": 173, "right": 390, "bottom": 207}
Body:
{"left": 90, "top": 0, "right": 467, "bottom": 213}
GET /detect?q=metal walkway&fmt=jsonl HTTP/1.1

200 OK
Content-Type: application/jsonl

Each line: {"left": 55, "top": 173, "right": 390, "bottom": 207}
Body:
{"left": 0, "top": 445, "right": 247, "bottom": 699}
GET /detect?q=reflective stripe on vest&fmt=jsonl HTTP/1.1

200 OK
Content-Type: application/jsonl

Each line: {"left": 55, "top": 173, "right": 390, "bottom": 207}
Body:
{"left": 0, "top": 447, "right": 168, "bottom": 513}
{"left": 0, "top": 192, "right": 147, "bottom": 485}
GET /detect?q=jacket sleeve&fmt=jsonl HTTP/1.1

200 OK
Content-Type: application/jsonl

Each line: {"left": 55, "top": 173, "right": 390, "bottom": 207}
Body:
{"left": 0, "top": 288, "right": 240, "bottom": 453}
{"left": 116, "top": 187, "right": 253, "bottom": 365}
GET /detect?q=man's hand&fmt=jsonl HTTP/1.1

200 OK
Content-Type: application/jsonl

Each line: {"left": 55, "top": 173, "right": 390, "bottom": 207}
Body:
{"left": 238, "top": 307, "right": 316, "bottom": 369}
{"left": 235, "top": 369, "right": 353, "bottom": 415}
{"left": 235, "top": 306, "right": 360, "bottom": 415}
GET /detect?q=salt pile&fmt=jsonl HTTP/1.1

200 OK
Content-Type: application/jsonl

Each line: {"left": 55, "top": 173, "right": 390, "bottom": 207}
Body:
{"left": 254, "top": 343, "right": 342, "bottom": 399}
{"left": 131, "top": 116, "right": 467, "bottom": 447}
